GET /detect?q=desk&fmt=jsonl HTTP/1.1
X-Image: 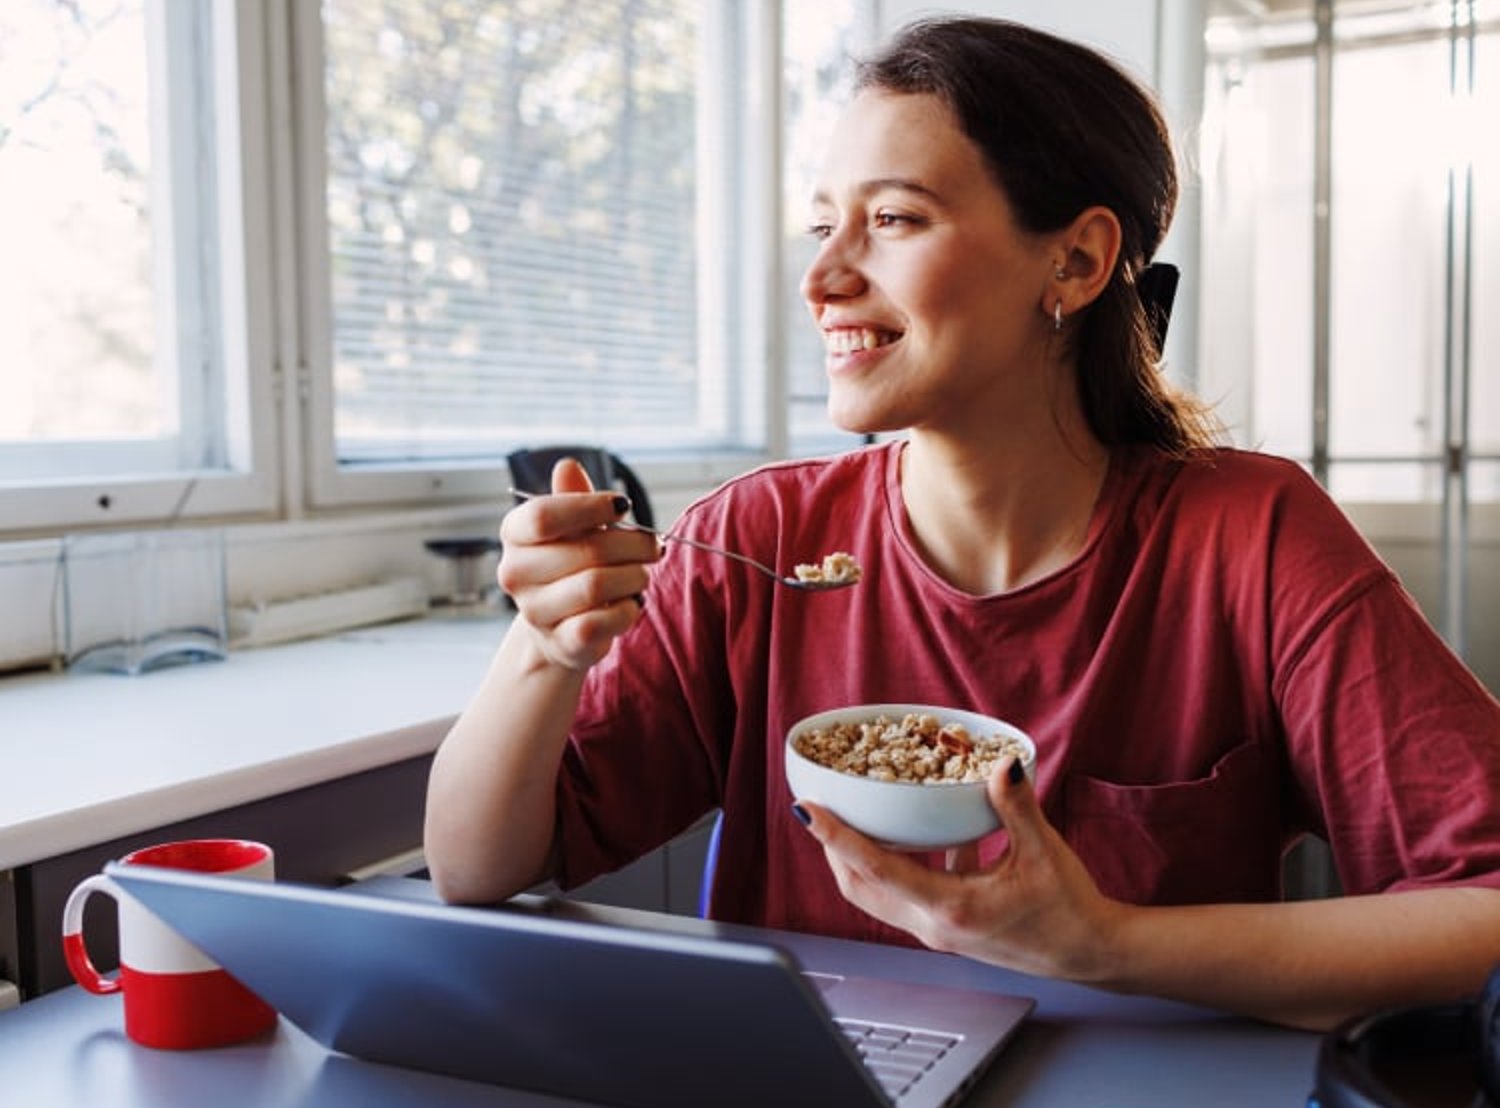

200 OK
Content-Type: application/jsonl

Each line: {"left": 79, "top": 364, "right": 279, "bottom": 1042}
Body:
{"left": 0, "top": 878, "right": 1322, "bottom": 1107}
{"left": 0, "top": 612, "right": 715, "bottom": 1000}
{"left": 0, "top": 614, "right": 507, "bottom": 999}
{"left": 0, "top": 614, "right": 507, "bottom": 873}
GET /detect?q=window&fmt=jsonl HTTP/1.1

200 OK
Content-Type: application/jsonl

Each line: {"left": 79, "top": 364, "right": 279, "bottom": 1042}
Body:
{"left": 1200, "top": 0, "right": 1499, "bottom": 502}
{"left": 0, "top": 0, "right": 874, "bottom": 531}
{"left": 0, "top": 0, "right": 276, "bottom": 530}
{"left": 316, "top": 1, "right": 706, "bottom": 470}
{"left": 783, "top": 0, "right": 875, "bottom": 457}
{"left": 303, "top": 0, "right": 876, "bottom": 506}
{"left": 0, "top": 1, "right": 163, "bottom": 466}
{"left": 1200, "top": 0, "right": 1498, "bottom": 661}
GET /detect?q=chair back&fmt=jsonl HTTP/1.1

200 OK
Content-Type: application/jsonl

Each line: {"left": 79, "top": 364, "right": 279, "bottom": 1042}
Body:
{"left": 506, "top": 446, "right": 655, "bottom": 529}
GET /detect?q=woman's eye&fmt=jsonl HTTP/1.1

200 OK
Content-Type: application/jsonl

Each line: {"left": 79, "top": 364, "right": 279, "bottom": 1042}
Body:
{"left": 804, "top": 210, "right": 922, "bottom": 239}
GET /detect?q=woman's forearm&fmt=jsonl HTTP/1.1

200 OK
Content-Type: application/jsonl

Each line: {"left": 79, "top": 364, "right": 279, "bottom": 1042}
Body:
{"left": 423, "top": 622, "right": 586, "bottom": 904}
{"left": 1099, "top": 885, "right": 1500, "bottom": 1031}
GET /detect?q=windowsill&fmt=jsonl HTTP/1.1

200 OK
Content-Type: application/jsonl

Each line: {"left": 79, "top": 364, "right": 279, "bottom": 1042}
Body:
{"left": 0, "top": 610, "right": 508, "bottom": 871}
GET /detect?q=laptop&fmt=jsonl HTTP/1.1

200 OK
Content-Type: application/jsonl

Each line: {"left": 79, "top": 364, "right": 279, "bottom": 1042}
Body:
{"left": 108, "top": 865, "right": 1033, "bottom": 1108}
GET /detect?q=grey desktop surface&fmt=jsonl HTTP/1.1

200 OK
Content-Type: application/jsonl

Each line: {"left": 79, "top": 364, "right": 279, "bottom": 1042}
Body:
{"left": 0, "top": 877, "right": 1322, "bottom": 1106}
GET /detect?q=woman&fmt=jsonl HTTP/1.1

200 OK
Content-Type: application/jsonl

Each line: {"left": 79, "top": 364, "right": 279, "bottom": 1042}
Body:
{"left": 425, "top": 17, "right": 1500, "bottom": 1031}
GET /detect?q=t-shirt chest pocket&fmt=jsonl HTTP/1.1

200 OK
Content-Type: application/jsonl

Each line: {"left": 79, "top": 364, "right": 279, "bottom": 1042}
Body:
{"left": 1060, "top": 738, "right": 1285, "bottom": 906}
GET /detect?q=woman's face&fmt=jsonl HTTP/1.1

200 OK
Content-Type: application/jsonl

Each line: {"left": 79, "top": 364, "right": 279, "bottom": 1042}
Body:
{"left": 800, "top": 90, "right": 1059, "bottom": 436}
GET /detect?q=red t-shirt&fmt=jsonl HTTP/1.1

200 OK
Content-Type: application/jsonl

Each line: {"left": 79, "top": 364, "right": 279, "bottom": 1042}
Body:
{"left": 554, "top": 443, "right": 1500, "bottom": 947}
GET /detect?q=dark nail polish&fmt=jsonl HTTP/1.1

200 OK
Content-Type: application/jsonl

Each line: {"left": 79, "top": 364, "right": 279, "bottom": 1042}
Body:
{"left": 612, "top": 495, "right": 631, "bottom": 516}
{"left": 791, "top": 802, "right": 811, "bottom": 827}
{"left": 631, "top": 593, "right": 646, "bottom": 610}
{"left": 1007, "top": 759, "right": 1026, "bottom": 786}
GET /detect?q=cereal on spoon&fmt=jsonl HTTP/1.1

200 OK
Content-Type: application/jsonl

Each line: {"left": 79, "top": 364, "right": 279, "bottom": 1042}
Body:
{"left": 793, "top": 551, "right": 863, "bottom": 587}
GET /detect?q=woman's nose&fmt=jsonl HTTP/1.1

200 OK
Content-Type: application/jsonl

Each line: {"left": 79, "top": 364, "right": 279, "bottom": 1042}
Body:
{"left": 800, "top": 238, "right": 865, "bottom": 306}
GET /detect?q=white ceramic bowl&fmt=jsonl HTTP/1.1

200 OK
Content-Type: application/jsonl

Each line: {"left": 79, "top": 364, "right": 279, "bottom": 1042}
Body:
{"left": 784, "top": 703, "right": 1036, "bottom": 849}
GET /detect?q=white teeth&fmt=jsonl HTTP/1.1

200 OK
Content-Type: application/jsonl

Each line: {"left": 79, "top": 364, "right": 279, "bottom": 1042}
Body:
{"left": 825, "top": 328, "right": 895, "bottom": 354}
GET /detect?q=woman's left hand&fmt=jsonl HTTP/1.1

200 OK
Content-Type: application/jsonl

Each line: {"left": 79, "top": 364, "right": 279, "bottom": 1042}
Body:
{"left": 795, "top": 758, "right": 1130, "bottom": 985}
{"left": 800, "top": 757, "right": 1500, "bottom": 1029}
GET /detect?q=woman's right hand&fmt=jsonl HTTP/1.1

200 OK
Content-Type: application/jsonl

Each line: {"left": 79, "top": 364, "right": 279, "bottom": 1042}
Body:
{"left": 498, "top": 457, "right": 660, "bottom": 672}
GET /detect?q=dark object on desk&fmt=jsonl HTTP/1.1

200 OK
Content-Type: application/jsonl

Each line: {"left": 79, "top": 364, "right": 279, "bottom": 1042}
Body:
{"left": 1310, "top": 961, "right": 1500, "bottom": 1107}
{"left": 423, "top": 537, "right": 502, "bottom": 607}
{"left": 108, "top": 865, "right": 1033, "bottom": 1108}
{"left": 507, "top": 445, "right": 656, "bottom": 529}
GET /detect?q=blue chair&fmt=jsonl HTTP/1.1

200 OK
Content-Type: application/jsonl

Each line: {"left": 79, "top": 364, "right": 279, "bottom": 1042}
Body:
{"left": 697, "top": 809, "right": 724, "bottom": 919}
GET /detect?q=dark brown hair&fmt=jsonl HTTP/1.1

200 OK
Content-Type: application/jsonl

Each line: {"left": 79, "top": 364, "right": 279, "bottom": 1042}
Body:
{"left": 855, "top": 17, "right": 1220, "bottom": 453}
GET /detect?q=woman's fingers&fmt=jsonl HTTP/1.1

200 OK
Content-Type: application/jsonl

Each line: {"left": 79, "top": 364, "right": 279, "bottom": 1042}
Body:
{"left": 544, "top": 596, "right": 651, "bottom": 668}
{"left": 494, "top": 458, "right": 661, "bottom": 671}
{"left": 500, "top": 489, "right": 629, "bottom": 546}
{"left": 799, "top": 753, "right": 1032, "bottom": 893}
{"left": 512, "top": 560, "right": 652, "bottom": 631}
{"left": 499, "top": 529, "right": 653, "bottom": 600}
{"left": 794, "top": 755, "right": 1059, "bottom": 956}
{"left": 499, "top": 481, "right": 657, "bottom": 604}
{"left": 549, "top": 456, "right": 595, "bottom": 496}
{"left": 795, "top": 802, "right": 957, "bottom": 937}
{"left": 986, "top": 755, "right": 1041, "bottom": 852}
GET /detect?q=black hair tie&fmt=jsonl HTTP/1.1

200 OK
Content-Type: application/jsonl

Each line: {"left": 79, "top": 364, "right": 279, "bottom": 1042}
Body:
{"left": 1137, "top": 262, "right": 1179, "bottom": 353}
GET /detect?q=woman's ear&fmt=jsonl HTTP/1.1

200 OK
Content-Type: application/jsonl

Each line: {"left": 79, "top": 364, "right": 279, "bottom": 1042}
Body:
{"left": 1050, "top": 206, "right": 1122, "bottom": 318}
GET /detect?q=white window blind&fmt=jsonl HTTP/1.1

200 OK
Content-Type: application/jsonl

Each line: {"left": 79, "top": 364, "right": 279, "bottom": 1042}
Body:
{"left": 321, "top": 0, "right": 707, "bottom": 465}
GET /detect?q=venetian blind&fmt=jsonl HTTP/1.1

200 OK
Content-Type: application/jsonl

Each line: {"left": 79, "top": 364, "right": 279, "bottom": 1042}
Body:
{"left": 322, "top": 0, "right": 703, "bottom": 464}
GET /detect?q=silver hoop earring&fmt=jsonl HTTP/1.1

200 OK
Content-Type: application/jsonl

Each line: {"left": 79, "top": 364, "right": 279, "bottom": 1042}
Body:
{"left": 1053, "top": 299, "right": 1064, "bottom": 332}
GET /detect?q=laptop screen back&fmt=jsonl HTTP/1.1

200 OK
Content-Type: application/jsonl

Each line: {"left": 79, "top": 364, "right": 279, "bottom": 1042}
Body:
{"left": 108, "top": 865, "right": 901, "bottom": 1107}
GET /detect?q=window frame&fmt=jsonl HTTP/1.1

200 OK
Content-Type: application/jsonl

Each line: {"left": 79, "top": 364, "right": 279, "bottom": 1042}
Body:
{"left": 1198, "top": 0, "right": 1500, "bottom": 659}
{"left": 0, "top": 0, "right": 813, "bottom": 536}
{"left": 1200, "top": 2, "right": 1499, "bottom": 493}
{"left": 287, "top": 0, "right": 780, "bottom": 511}
{"left": 0, "top": 0, "right": 281, "bottom": 535}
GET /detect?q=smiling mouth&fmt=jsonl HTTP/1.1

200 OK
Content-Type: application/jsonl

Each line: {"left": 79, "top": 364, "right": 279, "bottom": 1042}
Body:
{"left": 824, "top": 328, "right": 901, "bottom": 355}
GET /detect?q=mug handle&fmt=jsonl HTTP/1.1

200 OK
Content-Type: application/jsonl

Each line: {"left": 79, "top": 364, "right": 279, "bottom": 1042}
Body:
{"left": 62, "top": 874, "right": 123, "bottom": 995}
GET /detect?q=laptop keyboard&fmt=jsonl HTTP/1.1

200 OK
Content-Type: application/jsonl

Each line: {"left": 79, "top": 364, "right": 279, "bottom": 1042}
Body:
{"left": 836, "top": 1017, "right": 960, "bottom": 1103}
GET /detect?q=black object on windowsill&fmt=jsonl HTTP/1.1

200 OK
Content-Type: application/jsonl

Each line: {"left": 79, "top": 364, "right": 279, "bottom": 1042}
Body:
{"left": 424, "top": 537, "right": 501, "bottom": 608}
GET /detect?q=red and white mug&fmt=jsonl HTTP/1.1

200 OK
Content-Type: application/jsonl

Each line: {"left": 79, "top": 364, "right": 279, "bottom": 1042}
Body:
{"left": 62, "top": 838, "right": 277, "bottom": 1049}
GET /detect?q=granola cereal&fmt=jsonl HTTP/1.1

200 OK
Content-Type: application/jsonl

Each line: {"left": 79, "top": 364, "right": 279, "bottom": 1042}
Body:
{"left": 791, "top": 712, "right": 1025, "bottom": 784}
{"left": 793, "top": 551, "right": 863, "bottom": 586}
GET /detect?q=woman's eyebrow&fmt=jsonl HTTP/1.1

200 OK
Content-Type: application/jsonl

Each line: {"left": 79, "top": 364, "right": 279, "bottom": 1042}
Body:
{"left": 810, "top": 177, "right": 945, "bottom": 207}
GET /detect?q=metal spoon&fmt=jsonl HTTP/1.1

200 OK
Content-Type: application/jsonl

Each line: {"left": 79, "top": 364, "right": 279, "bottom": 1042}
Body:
{"left": 507, "top": 488, "right": 860, "bottom": 591}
